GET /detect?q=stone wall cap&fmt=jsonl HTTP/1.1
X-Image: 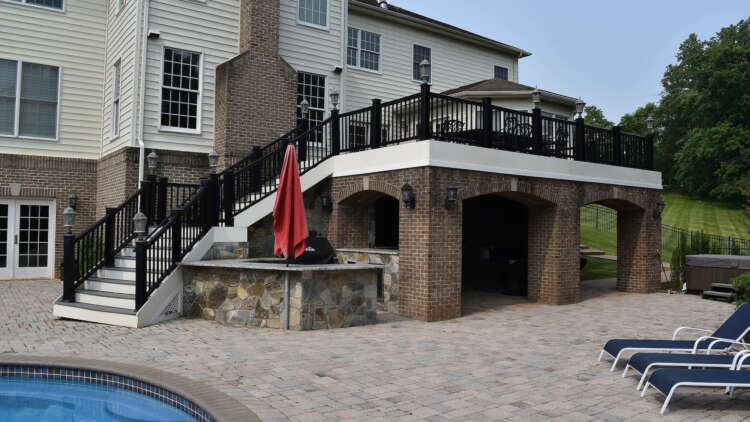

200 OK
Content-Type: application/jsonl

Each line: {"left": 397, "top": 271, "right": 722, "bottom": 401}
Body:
{"left": 182, "top": 259, "right": 383, "bottom": 271}
{"left": 337, "top": 248, "right": 399, "bottom": 255}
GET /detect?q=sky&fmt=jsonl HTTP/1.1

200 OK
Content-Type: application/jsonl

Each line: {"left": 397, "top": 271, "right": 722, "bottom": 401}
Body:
{"left": 392, "top": 0, "right": 748, "bottom": 122}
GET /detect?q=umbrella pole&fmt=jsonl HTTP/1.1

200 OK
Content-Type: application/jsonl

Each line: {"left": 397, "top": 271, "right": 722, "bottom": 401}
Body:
{"left": 283, "top": 258, "right": 290, "bottom": 331}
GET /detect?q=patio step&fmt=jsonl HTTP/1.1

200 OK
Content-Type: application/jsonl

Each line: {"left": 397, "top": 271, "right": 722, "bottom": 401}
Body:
{"left": 75, "top": 289, "right": 135, "bottom": 309}
{"left": 702, "top": 290, "right": 733, "bottom": 303}
{"left": 84, "top": 277, "right": 135, "bottom": 295}
{"left": 711, "top": 283, "right": 734, "bottom": 292}
{"left": 580, "top": 248, "right": 606, "bottom": 256}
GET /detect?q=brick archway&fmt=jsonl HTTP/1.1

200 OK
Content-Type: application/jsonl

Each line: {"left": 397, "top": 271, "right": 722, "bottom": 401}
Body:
{"left": 580, "top": 185, "right": 662, "bottom": 294}
{"left": 332, "top": 179, "right": 401, "bottom": 205}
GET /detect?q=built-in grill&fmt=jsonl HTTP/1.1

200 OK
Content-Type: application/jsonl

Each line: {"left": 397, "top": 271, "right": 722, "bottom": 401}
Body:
{"left": 292, "top": 237, "right": 335, "bottom": 265}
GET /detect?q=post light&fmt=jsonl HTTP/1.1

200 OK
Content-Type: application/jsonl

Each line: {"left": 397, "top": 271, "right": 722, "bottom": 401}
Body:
{"left": 329, "top": 91, "right": 340, "bottom": 110}
{"left": 147, "top": 151, "right": 159, "bottom": 175}
{"left": 320, "top": 190, "right": 332, "bottom": 212}
{"left": 300, "top": 98, "right": 310, "bottom": 119}
{"left": 647, "top": 114, "right": 655, "bottom": 134}
{"left": 419, "top": 59, "right": 431, "bottom": 83}
{"left": 133, "top": 212, "right": 148, "bottom": 239}
{"left": 653, "top": 199, "right": 666, "bottom": 220}
{"left": 576, "top": 98, "right": 586, "bottom": 118}
{"left": 68, "top": 192, "right": 78, "bottom": 210}
{"left": 444, "top": 180, "right": 458, "bottom": 209}
{"left": 532, "top": 88, "right": 541, "bottom": 109}
{"left": 401, "top": 183, "right": 415, "bottom": 209}
{"left": 208, "top": 149, "right": 219, "bottom": 174}
{"left": 63, "top": 207, "right": 76, "bottom": 234}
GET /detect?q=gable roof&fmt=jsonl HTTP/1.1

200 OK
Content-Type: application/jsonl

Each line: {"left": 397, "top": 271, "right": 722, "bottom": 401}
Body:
{"left": 442, "top": 78, "right": 535, "bottom": 95}
{"left": 349, "top": 0, "right": 532, "bottom": 58}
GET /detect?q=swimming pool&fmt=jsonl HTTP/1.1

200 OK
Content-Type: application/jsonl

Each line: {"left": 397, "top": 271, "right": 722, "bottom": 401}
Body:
{"left": 0, "top": 376, "right": 198, "bottom": 421}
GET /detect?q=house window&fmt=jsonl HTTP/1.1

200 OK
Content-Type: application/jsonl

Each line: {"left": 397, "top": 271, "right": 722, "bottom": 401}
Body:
{"left": 160, "top": 47, "right": 201, "bottom": 131}
{"left": 110, "top": 60, "right": 121, "bottom": 139}
{"left": 298, "top": 0, "right": 327, "bottom": 27}
{"left": 413, "top": 45, "right": 431, "bottom": 82}
{"left": 0, "top": 59, "right": 60, "bottom": 139}
{"left": 494, "top": 66, "right": 508, "bottom": 80}
{"left": 347, "top": 28, "right": 380, "bottom": 71}
{"left": 297, "top": 72, "right": 325, "bottom": 143}
{"left": 9, "top": 0, "right": 63, "bottom": 10}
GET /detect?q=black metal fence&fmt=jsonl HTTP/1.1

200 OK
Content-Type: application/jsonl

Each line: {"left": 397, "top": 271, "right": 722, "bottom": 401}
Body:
{"left": 580, "top": 205, "right": 750, "bottom": 256}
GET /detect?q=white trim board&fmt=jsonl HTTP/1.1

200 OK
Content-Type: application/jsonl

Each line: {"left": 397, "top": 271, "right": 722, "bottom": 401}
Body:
{"left": 331, "top": 140, "right": 663, "bottom": 190}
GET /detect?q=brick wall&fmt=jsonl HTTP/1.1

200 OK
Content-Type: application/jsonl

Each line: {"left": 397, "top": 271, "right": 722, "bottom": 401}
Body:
{"left": 0, "top": 153, "right": 98, "bottom": 277}
{"left": 95, "top": 147, "right": 209, "bottom": 216}
{"left": 214, "top": 0, "right": 297, "bottom": 170}
{"left": 327, "top": 167, "right": 662, "bottom": 321}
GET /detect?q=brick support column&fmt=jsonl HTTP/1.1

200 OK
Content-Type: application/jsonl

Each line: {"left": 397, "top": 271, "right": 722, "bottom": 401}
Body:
{"left": 617, "top": 209, "right": 661, "bottom": 293}
{"left": 527, "top": 200, "right": 581, "bottom": 304}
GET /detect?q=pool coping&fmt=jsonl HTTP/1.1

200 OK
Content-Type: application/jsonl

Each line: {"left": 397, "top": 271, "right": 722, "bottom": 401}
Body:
{"left": 0, "top": 355, "right": 261, "bottom": 422}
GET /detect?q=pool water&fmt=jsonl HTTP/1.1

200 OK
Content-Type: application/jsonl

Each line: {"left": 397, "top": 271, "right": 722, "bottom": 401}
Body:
{"left": 0, "top": 377, "right": 197, "bottom": 422}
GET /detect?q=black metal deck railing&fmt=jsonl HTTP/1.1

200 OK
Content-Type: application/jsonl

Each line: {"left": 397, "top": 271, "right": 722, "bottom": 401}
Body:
{"left": 63, "top": 84, "right": 654, "bottom": 311}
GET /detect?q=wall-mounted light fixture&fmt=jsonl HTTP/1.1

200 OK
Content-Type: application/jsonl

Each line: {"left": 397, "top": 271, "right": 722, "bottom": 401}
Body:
{"left": 444, "top": 180, "right": 458, "bottom": 209}
{"left": 653, "top": 199, "right": 665, "bottom": 220}
{"left": 320, "top": 190, "right": 332, "bottom": 212}
{"left": 63, "top": 206, "right": 76, "bottom": 234}
{"left": 147, "top": 151, "right": 159, "bottom": 175}
{"left": 68, "top": 192, "right": 78, "bottom": 210}
{"left": 208, "top": 149, "right": 219, "bottom": 174}
{"left": 401, "top": 183, "right": 415, "bottom": 209}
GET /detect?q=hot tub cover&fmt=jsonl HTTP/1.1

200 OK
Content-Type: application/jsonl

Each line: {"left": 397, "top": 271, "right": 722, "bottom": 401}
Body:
{"left": 686, "top": 254, "right": 750, "bottom": 270}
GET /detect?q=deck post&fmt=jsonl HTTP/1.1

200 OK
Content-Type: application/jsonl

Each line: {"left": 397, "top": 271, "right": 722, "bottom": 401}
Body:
{"left": 612, "top": 126, "right": 622, "bottom": 165}
{"left": 135, "top": 238, "right": 147, "bottom": 309}
{"left": 574, "top": 117, "right": 585, "bottom": 161}
{"left": 141, "top": 174, "right": 157, "bottom": 224}
{"left": 156, "top": 176, "right": 168, "bottom": 223}
{"left": 222, "top": 171, "right": 235, "bottom": 227}
{"left": 482, "top": 98, "right": 493, "bottom": 147}
{"left": 62, "top": 232, "right": 76, "bottom": 302}
{"left": 371, "top": 98, "right": 382, "bottom": 148}
{"left": 104, "top": 207, "right": 116, "bottom": 267}
{"left": 532, "top": 108, "right": 543, "bottom": 154}
{"left": 419, "top": 83, "right": 431, "bottom": 140}
{"left": 646, "top": 133, "right": 654, "bottom": 170}
{"left": 331, "top": 108, "right": 340, "bottom": 155}
{"left": 171, "top": 208, "right": 183, "bottom": 263}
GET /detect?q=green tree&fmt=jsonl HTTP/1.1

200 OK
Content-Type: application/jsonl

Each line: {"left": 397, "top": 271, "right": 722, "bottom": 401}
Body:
{"left": 583, "top": 105, "right": 614, "bottom": 128}
{"left": 618, "top": 102, "right": 658, "bottom": 135}
{"left": 621, "top": 18, "right": 750, "bottom": 199}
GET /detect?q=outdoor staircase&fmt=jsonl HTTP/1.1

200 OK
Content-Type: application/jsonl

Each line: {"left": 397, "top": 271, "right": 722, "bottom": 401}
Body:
{"left": 702, "top": 283, "right": 735, "bottom": 303}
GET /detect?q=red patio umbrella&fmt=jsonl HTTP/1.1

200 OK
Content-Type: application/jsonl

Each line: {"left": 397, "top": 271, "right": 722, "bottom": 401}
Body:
{"left": 273, "top": 144, "right": 309, "bottom": 260}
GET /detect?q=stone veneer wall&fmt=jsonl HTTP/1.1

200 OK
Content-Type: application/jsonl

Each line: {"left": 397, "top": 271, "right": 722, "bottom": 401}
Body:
{"left": 327, "top": 167, "right": 662, "bottom": 322}
{"left": 0, "top": 153, "right": 98, "bottom": 277}
{"left": 95, "top": 147, "right": 210, "bottom": 216}
{"left": 182, "top": 266, "right": 378, "bottom": 330}
{"left": 336, "top": 249, "right": 399, "bottom": 314}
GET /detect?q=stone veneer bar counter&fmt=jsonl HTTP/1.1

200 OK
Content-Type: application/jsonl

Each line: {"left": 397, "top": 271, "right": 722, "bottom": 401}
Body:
{"left": 181, "top": 259, "right": 381, "bottom": 330}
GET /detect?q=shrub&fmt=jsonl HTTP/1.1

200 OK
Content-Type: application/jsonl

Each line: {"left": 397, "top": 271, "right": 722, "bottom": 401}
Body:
{"left": 732, "top": 273, "right": 750, "bottom": 306}
{"left": 669, "top": 231, "right": 713, "bottom": 291}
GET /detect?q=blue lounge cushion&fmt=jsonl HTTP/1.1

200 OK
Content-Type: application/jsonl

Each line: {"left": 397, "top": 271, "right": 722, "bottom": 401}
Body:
{"left": 628, "top": 352, "right": 735, "bottom": 374}
{"left": 603, "top": 339, "right": 732, "bottom": 358}
{"left": 649, "top": 368, "right": 750, "bottom": 396}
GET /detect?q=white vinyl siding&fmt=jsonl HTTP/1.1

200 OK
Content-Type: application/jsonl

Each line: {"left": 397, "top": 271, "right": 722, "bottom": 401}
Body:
{"left": 280, "top": 0, "right": 341, "bottom": 119}
{"left": 141, "top": 0, "right": 239, "bottom": 152}
{"left": 0, "top": 0, "right": 106, "bottom": 158}
{"left": 298, "top": 0, "right": 327, "bottom": 28}
{"left": 344, "top": 12, "right": 518, "bottom": 111}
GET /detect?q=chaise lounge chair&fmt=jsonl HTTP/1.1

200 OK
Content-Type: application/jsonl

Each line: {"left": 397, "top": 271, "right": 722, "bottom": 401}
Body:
{"left": 624, "top": 350, "right": 750, "bottom": 390}
{"left": 641, "top": 351, "right": 750, "bottom": 415}
{"left": 599, "top": 303, "right": 750, "bottom": 371}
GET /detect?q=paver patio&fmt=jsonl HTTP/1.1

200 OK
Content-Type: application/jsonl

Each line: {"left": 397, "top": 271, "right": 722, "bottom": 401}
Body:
{"left": 1, "top": 278, "right": 749, "bottom": 421}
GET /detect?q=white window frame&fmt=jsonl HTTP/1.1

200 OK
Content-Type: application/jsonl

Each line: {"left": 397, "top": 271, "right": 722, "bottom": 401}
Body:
{"left": 158, "top": 45, "right": 203, "bottom": 135}
{"left": 346, "top": 27, "right": 382, "bottom": 73}
{"left": 297, "top": 0, "right": 329, "bottom": 30}
{"left": 109, "top": 59, "right": 121, "bottom": 140}
{"left": 0, "top": 57, "right": 61, "bottom": 141}
{"left": 4, "top": 0, "right": 65, "bottom": 11}
{"left": 412, "top": 44, "right": 432, "bottom": 83}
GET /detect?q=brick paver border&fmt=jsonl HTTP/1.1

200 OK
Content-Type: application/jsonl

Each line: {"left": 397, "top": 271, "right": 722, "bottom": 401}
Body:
{"left": 0, "top": 355, "right": 260, "bottom": 422}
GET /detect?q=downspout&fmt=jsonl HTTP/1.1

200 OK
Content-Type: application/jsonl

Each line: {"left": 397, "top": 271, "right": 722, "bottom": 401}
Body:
{"left": 136, "top": 0, "right": 151, "bottom": 187}
{"left": 340, "top": 0, "right": 348, "bottom": 111}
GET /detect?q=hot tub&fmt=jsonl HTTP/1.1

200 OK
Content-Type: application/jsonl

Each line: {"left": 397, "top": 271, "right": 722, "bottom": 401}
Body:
{"left": 181, "top": 259, "right": 382, "bottom": 330}
{"left": 686, "top": 254, "right": 750, "bottom": 292}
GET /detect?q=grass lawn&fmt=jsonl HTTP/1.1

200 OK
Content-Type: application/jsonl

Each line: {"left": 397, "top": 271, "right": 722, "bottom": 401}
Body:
{"left": 580, "top": 255, "right": 617, "bottom": 280}
{"left": 581, "top": 225, "right": 616, "bottom": 256}
{"left": 661, "top": 192, "right": 749, "bottom": 239}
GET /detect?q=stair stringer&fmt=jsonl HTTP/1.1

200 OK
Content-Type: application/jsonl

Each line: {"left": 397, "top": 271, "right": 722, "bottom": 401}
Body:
{"left": 233, "top": 158, "right": 334, "bottom": 228}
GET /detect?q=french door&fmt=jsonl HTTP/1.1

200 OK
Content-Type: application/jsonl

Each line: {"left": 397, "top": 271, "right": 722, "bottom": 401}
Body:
{"left": 0, "top": 199, "right": 55, "bottom": 280}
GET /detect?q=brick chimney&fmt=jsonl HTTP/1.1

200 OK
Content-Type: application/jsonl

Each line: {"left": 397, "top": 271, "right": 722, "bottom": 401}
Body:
{"left": 215, "top": 0, "right": 297, "bottom": 169}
